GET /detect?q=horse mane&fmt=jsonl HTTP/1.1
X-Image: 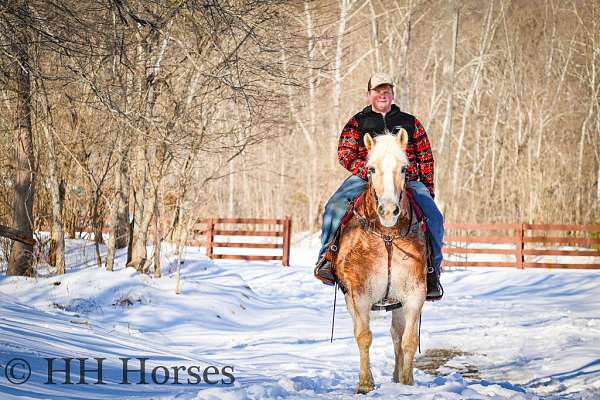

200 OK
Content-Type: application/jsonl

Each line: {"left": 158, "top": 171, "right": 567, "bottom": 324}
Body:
{"left": 366, "top": 131, "right": 409, "bottom": 167}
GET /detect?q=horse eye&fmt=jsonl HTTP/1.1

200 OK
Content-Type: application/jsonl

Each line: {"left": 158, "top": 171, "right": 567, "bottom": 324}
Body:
{"left": 368, "top": 167, "right": 376, "bottom": 174}
{"left": 400, "top": 166, "right": 406, "bottom": 174}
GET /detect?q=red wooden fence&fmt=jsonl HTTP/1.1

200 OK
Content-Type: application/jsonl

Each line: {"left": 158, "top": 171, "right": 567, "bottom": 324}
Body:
{"left": 190, "top": 217, "right": 292, "bottom": 266}
{"left": 443, "top": 223, "right": 600, "bottom": 269}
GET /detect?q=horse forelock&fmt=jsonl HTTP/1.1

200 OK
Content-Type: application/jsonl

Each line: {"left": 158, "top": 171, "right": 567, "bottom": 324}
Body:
{"left": 366, "top": 133, "right": 408, "bottom": 168}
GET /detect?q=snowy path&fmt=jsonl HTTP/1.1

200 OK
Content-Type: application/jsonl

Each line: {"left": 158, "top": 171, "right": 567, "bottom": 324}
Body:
{"left": 1, "top": 240, "right": 599, "bottom": 399}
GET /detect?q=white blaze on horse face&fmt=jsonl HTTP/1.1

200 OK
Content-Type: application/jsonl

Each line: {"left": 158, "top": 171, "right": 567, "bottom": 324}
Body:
{"left": 381, "top": 154, "right": 398, "bottom": 203}
{"left": 378, "top": 154, "right": 401, "bottom": 227}
{"left": 367, "top": 133, "right": 409, "bottom": 228}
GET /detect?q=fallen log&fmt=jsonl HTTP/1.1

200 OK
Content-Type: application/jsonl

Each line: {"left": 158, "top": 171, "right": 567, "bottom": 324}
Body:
{"left": 0, "top": 224, "right": 35, "bottom": 246}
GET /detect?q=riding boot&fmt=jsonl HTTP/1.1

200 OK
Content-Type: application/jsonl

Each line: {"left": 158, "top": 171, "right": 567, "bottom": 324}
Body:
{"left": 314, "top": 257, "right": 335, "bottom": 286}
{"left": 426, "top": 267, "right": 443, "bottom": 301}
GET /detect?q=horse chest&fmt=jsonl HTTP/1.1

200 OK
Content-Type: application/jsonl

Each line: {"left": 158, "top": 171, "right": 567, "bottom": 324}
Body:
{"left": 359, "top": 244, "right": 418, "bottom": 299}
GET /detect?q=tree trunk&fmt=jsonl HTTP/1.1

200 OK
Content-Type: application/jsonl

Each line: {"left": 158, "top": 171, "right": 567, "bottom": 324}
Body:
{"left": 115, "top": 152, "right": 130, "bottom": 249}
{"left": 153, "top": 188, "right": 162, "bottom": 278}
{"left": 42, "top": 125, "right": 65, "bottom": 274}
{"left": 368, "top": 0, "right": 382, "bottom": 71}
{"left": 228, "top": 160, "right": 234, "bottom": 216}
{"left": 451, "top": 1, "right": 497, "bottom": 200}
{"left": 439, "top": 4, "right": 459, "bottom": 174}
{"left": 175, "top": 212, "right": 195, "bottom": 295}
{"left": 130, "top": 181, "right": 153, "bottom": 270}
{"left": 106, "top": 138, "right": 129, "bottom": 271}
{"left": 331, "top": 0, "right": 353, "bottom": 170}
{"left": 398, "top": 0, "right": 412, "bottom": 111}
{"left": 8, "top": 6, "right": 35, "bottom": 276}
{"left": 92, "top": 188, "right": 103, "bottom": 268}
{"left": 597, "top": 164, "right": 600, "bottom": 210}
{"left": 129, "top": 23, "right": 171, "bottom": 271}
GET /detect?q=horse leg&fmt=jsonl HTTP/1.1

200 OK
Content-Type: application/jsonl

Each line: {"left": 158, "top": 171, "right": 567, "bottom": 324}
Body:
{"left": 348, "top": 296, "right": 374, "bottom": 394}
{"left": 399, "top": 306, "right": 421, "bottom": 385}
{"left": 390, "top": 308, "right": 406, "bottom": 383}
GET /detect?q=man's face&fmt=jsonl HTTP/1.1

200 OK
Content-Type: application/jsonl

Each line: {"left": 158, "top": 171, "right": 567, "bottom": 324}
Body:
{"left": 367, "top": 84, "right": 394, "bottom": 113}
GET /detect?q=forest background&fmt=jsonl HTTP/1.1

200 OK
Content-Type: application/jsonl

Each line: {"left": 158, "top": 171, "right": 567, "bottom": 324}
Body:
{"left": 1, "top": 0, "right": 598, "bottom": 276}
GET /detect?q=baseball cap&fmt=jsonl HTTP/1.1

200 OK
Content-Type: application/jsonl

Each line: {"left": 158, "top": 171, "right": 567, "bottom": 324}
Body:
{"left": 368, "top": 72, "right": 394, "bottom": 90}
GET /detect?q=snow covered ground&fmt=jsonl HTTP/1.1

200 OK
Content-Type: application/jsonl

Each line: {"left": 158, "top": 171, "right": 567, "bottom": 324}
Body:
{"left": 1, "top": 237, "right": 599, "bottom": 399}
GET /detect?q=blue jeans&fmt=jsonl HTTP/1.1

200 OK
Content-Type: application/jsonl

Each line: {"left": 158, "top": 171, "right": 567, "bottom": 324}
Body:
{"left": 318, "top": 176, "right": 444, "bottom": 274}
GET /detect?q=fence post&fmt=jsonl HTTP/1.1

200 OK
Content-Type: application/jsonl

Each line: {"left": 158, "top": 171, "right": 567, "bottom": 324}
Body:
{"left": 516, "top": 223, "right": 524, "bottom": 269}
{"left": 206, "top": 218, "right": 215, "bottom": 259}
{"left": 282, "top": 217, "right": 291, "bottom": 267}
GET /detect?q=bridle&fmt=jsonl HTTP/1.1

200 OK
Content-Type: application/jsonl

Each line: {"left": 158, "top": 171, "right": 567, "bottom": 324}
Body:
{"left": 355, "top": 175, "right": 423, "bottom": 307}
{"left": 362, "top": 171, "right": 421, "bottom": 242}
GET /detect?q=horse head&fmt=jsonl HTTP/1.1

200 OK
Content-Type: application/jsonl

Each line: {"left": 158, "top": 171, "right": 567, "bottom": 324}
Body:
{"left": 364, "top": 129, "right": 409, "bottom": 228}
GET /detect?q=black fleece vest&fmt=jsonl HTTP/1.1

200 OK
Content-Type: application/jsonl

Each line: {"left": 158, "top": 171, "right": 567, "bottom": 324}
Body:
{"left": 357, "top": 104, "right": 416, "bottom": 146}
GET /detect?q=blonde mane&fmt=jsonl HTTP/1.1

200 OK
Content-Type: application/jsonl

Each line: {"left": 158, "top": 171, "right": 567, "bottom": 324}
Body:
{"left": 366, "top": 132, "right": 409, "bottom": 167}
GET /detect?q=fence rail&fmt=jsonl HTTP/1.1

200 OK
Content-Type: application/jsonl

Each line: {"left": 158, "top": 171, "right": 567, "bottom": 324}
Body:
{"left": 442, "top": 223, "right": 600, "bottom": 269}
{"left": 191, "top": 217, "right": 292, "bottom": 266}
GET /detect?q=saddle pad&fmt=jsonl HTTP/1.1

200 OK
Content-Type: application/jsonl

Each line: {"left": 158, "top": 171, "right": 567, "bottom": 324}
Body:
{"left": 405, "top": 188, "right": 426, "bottom": 228}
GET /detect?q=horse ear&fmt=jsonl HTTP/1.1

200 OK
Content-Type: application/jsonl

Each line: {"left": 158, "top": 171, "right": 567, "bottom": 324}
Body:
{"left": 364, "top": 133, "right": 374, "bottom": 152}
{"left": 396, "top": 128, "right": 408, "bottom": 150}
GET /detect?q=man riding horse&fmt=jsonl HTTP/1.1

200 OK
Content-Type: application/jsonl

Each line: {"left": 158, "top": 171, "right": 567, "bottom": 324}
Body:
{"left": 314, "top": 72, "right": 444, "bottom": 301}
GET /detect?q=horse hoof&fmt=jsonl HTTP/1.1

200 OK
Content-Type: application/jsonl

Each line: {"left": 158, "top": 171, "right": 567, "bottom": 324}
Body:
{"left": 401, "top": 376, "right": 414, "bottom": 385}
{"left": 355, "top": 383, "right": 374, "bottom": 394}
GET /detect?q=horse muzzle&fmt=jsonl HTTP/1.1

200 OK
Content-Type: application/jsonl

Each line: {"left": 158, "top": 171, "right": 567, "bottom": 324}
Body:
{"left": 377, "top": 199, "right": 401, "bottom": 227}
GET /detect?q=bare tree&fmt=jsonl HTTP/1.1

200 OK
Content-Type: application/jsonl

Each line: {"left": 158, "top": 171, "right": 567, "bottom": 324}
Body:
{"left": 38, "top": 85, "right": 65, "bottom": 274}
{"left": 439, "top": 2, "right": 459, "bottom": 174}
{"left": 1, "top": 0, "right": 35, "bottom": 276}
{"left": 451, "top": 0, "right": 500, "bottom": 200}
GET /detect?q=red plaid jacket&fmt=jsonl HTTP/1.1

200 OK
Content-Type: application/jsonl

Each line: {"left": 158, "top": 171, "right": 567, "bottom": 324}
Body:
{"left": 338, "top": 105, "right": 435, "bottom": 198}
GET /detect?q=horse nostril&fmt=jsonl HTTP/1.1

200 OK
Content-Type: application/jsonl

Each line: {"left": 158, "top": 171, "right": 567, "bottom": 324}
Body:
{"left": 377, "top": 204, "right": 384, "bottom": 215}
{"left": 393, "top": 206, "right": 400, "bottom": 216}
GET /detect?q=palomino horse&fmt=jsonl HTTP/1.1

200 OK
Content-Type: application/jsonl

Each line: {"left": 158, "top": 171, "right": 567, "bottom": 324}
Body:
{"left": 334, "top": 129, "right": 427, "bottom": 394}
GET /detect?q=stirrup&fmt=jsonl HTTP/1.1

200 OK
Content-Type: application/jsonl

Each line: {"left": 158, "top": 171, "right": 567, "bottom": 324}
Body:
{"left": 426, "top": 284, "right": 444, "bottom": 301}
{"left": 314, "top": 262, "right": 335, "bottom": 286}
{"left": 371, "top": 300, "right": 403, "bottom": 312}
{"left": 426, "top": 266, "right": 444, "bottom": 301}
